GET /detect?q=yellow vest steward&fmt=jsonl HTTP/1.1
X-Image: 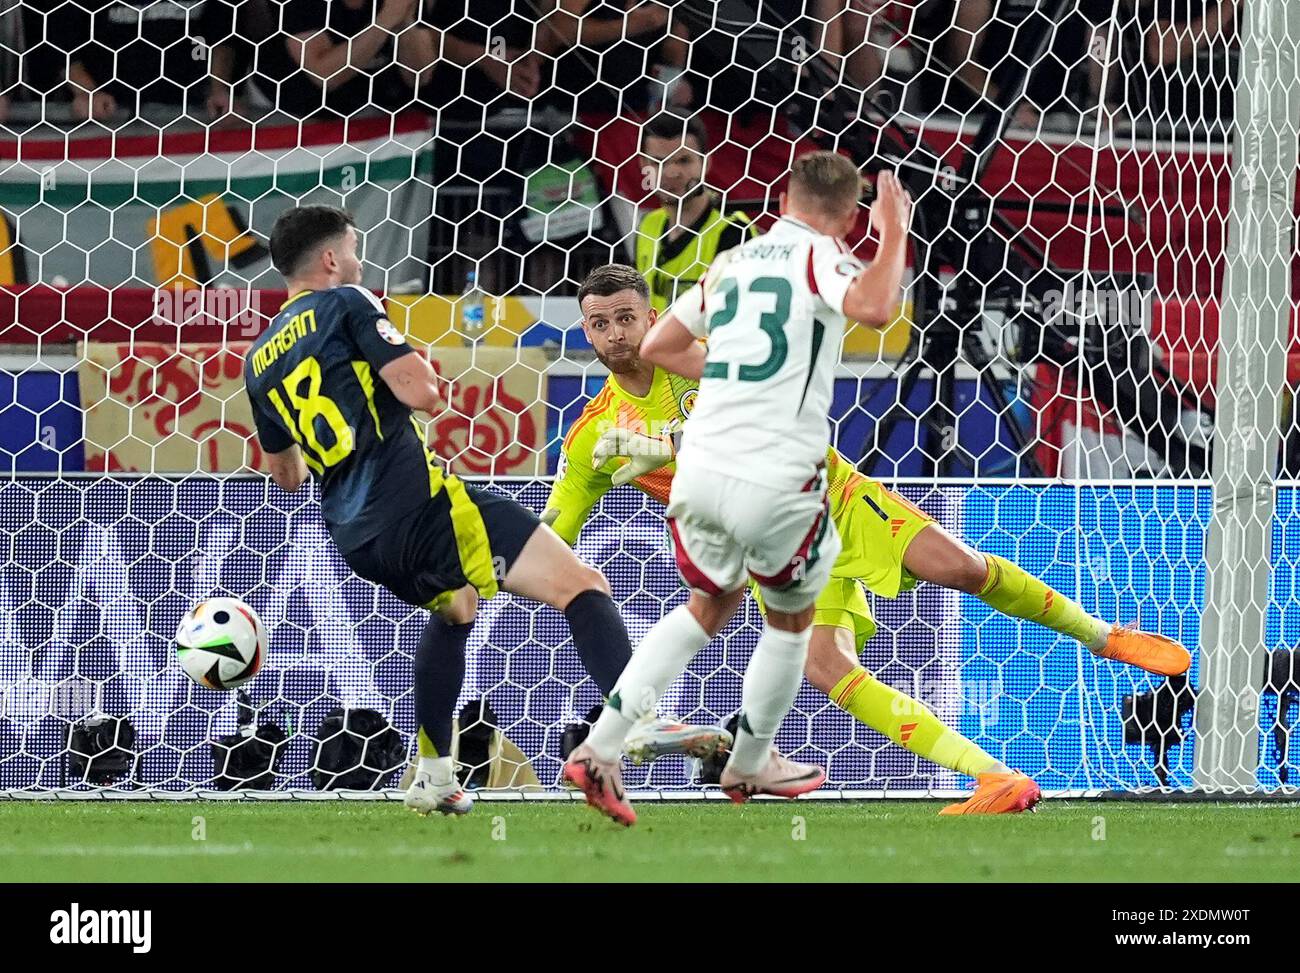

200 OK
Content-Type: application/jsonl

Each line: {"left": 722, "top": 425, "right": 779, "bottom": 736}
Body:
{"left": 634, "top": 205, "right": 757, "bottom": 313}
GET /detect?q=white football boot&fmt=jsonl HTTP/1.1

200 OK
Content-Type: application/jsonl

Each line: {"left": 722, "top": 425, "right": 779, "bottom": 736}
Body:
{"left": 720, "top": 749, "right": 826, "bottom": 803}
{"left": 623, "top": 716, "right": 733, "bottom": 765}
{"left": 404, "top": 770, "right": 473, "bottom": 816}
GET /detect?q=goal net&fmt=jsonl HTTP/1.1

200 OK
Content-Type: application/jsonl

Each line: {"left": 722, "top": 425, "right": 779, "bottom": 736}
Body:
{"left": 1, "top": 0, "right": 1295, "bottom": 797}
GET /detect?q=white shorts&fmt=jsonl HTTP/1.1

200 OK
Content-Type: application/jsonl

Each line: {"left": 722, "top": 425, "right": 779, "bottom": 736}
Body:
{"left": 665, "top": 461, "right": 841, "bottom": 614}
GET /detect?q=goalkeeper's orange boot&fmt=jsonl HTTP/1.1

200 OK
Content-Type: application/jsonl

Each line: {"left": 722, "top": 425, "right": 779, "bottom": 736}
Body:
{"left": 720, "top": 749, "right": 826, "bottom": 804}
{"left": 939, "top": 771, "right": 1041, "bottom": 815}
{"left": 1097, "top": 624, "right": 1191, "bottom": 676}
{"left": 563, "top": 743, "right": 636, "bottom": 827}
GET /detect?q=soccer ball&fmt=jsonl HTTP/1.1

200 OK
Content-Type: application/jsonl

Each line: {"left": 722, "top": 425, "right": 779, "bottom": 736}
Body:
{"left": 175, "top": 598, "right": 267, "bottom": 691}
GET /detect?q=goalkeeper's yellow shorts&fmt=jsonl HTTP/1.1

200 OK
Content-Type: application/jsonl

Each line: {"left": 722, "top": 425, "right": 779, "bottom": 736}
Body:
{"left": 751, "top": 477, "right": 935, "bottom": 653}
{"left": 751, "top": 577, "right": 877, "bottom": 653}
{"left": 830, "top": 477, "right": 934, "bottom": 599}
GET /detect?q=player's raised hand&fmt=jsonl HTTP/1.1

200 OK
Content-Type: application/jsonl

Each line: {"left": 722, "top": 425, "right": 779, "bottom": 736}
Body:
{"left": 593, "top": 426, "right": 674, "bottom": 487}
{"left": 870, "top": 170, "right": 913, "bottom": 240}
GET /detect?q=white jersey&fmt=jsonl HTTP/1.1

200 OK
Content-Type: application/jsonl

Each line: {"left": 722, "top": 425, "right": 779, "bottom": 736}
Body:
{"left": 668, "top": 214, "right": 864, "bottom": 492}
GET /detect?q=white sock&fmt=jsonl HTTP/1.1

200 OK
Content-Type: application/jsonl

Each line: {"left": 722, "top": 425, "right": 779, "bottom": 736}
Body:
{"left": 418, "top": 755, "right": 454, "bottom": 787}
{"left": 728, "top": 623, "right": 812, "bottom": 776}
{"left": 585, "top": 605, "right": 712, "bottom": 761}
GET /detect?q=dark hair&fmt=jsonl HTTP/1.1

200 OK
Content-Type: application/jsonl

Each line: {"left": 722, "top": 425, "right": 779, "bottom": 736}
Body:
{"left": 269, "top": 206, "right": 355, "bottom": 278}
{"left": 578, "top": 264, "right": 650, "bottom": 306}
{"left": 639, "top": 112, "right": 709, "bottom": 153}
{"left": 788, "top": 151, "right": 863, "bottom": 215}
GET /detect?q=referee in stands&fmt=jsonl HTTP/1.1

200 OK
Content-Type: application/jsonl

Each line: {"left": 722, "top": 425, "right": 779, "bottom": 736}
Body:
{"left": 634, "top": 113, "right": 757, "bottom": 313}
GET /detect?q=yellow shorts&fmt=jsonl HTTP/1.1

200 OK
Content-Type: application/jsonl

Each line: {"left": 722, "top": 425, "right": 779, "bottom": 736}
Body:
{"left": 813, "top": 577, "right": 877, "bottom": 650}
{"left": 750, "top": 478, "right": 934, "bottom": 653}
{"left": 829, "top": 478, "right": 934, "bottom": 599}
{"left": 750, "top": 576, "right": 877, "bottom": 653}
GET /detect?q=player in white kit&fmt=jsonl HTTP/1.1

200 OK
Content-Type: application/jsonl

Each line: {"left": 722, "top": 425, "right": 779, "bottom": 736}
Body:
{"left": 564, "top": 153, "right": 912, "bottom": 826}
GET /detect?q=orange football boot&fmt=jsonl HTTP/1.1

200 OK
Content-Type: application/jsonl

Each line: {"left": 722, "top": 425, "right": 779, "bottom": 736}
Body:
{"left": 1097, "top": 624, "right": 1191, "bottom": 676}
{"left": 939, "top": 771, "right": 1041, "bottom": 815}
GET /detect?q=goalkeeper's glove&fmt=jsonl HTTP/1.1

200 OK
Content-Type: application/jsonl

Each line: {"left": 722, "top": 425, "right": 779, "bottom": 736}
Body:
{"left": 592, "top": 426, "right": 676, "bottom": 487}
{"left": 540, "top": 507, "right": 560, "bottom": 527}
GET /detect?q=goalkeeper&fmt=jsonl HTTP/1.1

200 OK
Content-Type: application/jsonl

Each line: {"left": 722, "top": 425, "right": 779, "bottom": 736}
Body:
{"left": 544, "top": 263, "right": 1191, "bottom": 815}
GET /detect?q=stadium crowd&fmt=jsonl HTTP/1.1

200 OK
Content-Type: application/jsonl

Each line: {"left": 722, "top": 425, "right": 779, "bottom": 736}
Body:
{"left": 0, "top": 0, "right": 1243, "bottom": 295}
{"left": 0, "top": 0, "right": 1239, "bottom": 134}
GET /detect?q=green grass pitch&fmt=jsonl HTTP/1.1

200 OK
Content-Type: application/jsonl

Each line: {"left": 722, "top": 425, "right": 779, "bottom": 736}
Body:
{"left": 2, "top": 800, "right": 1298, "bottom": 882}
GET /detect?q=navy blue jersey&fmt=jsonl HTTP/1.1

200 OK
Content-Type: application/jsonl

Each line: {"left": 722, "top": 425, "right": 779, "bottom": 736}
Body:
{"left": 243, "top": 285, "right": 435, "bottom": 552}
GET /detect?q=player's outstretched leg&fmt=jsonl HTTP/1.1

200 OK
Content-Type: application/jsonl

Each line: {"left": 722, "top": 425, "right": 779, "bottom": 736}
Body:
{"left": 503, "top": 523, "right": 632, "bottom": 691}
{"left": 804, "top": 622, "right": 1039, "bottom": 814}
{"left": 903, "top": 525, "right": 1191, "bottom": 677}
{"left": 507, "top": 524, "right": 731, "bottom": 824}
{"left": 570, "top": 588, "right": 746, "bottom": 825}
{"left": 719, "top": 605, "right": 827, "bottom": 803}
{"left": 405, "top": 586, "right": 477, "bottom": 816}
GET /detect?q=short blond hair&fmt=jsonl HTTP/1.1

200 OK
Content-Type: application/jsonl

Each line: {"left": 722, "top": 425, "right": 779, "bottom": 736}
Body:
{"left": 787, "top": 151, "right": 863, "bottom": 217}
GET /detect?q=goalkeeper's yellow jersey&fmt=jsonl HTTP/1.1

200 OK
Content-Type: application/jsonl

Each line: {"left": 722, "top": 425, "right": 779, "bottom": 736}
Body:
{"left": 546, "top": 365, "right": 867, "bottom": 551}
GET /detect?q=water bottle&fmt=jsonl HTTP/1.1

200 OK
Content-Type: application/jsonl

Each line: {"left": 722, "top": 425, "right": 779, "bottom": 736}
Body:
{"left": 460, "top": 270, "right": 486, "bottom": 345}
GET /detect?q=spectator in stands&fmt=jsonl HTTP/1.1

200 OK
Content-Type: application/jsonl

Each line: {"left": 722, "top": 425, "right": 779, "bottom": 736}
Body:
{"left": 203, "top": 0, "right": 542, "bottom": 121}
{"left": 903, "top": 0, "right": 995, "bottom": 113}
{"left": 900, "top": 1, "right": 1113, "bottom": 130}
{"left": 15, "top": 0, "right": 77, "bottom": 121}
{"left": 277, "top": 0, "right": 440, "bottom": 118}
{"left": 675, "top": 0, "right": 881, "bottom": 120}
{"left": 418, "top": 2, "right": 554, "bottom": 292}
{"left": 66, "top": 0, "right": 218, "bottom": 121}
{"left": 632, "top": 112, "right": 757, "bottom": 313}
{"left": 202, "top": 0, "right": 299, "bottom": 119}
{"left": 425, "top": 0, "right": 547, "bottom": 119}
{"left": 824, "top": 0, "right": 887, "bottom": 92}
{"left": 540, "top": 0, "right": 684, "bottom": 115}
{"left": 654, "top": 5, "right": 695, "bottom": 110}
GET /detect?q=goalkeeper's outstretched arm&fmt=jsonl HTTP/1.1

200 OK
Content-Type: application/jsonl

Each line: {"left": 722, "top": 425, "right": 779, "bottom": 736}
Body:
{"left": 541, "top": 429, "right": 617, "bottom": 545}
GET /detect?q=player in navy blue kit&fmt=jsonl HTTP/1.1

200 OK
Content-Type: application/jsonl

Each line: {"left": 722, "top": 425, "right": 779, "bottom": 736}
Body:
{"left": 244, "top": 206, "right": 725, "bottom": 815}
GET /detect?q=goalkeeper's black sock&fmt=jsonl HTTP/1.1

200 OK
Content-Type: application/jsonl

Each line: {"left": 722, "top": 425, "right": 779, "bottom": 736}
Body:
{"left": 563, "top": 589, "right": 632, "bottom": 697}
{"left": 413, "top": 615, "right": 474, "bottom": 758}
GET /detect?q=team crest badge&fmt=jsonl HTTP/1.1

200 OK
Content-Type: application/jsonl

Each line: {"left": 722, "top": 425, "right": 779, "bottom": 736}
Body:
{"left": 678, "top": 389, "right": 698, "bottom": 417}
{"left": 376, "top": 318, "right": 406, "bottom": 345}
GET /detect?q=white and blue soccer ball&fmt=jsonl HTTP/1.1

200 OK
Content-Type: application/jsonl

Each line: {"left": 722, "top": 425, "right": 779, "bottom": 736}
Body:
{"left": 175, "top": 597, "right": 267, "bottom": 691}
